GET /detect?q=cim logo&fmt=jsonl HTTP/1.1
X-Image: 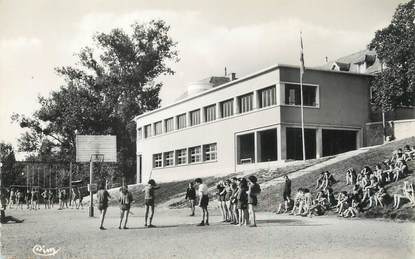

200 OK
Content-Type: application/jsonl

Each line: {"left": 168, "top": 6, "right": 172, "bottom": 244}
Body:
{"left": 32, "top": 244, "right": 61, "bottom": 257}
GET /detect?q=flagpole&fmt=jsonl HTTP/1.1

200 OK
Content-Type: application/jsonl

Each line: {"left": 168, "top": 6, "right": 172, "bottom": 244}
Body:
{"left": 300, "top": 67, "right": 306, "bottom": 161}
{"left": 299, "top": 32, "right": 306, "bottom": 161}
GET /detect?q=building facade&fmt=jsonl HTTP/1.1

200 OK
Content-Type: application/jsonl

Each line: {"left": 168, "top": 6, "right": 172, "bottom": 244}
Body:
{"left": 134, "top": 64, "right": 371, "bottom": 183}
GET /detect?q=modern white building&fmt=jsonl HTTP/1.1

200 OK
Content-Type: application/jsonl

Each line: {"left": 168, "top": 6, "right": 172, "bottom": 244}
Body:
{"left": 133, "top": 64, "right": 371, "bottom": 183}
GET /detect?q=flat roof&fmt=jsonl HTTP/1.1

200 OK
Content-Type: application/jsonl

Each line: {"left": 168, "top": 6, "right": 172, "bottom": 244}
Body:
{"left": 133, "top": 63, "right": 372, "bottom": 121}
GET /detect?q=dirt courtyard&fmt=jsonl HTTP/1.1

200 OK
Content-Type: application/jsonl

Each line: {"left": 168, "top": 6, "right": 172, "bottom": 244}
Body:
{"left": 1, "top": 206, "right": 414, "bottom": 259}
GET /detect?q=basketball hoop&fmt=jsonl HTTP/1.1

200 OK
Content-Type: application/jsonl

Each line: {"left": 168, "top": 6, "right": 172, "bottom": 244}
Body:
{"left": 90, "top": 154, "right": 105, "bottom": 163}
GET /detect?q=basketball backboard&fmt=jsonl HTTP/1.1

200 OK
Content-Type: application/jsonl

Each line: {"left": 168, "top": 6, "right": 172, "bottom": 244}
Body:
{"left": 75, "top": 135, "right": 117, "bottom": 162}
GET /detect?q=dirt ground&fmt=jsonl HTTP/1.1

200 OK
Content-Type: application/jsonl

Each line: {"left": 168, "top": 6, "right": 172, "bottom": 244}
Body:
{"left": 1, "top": 206, "right": 414, "bottom": 259}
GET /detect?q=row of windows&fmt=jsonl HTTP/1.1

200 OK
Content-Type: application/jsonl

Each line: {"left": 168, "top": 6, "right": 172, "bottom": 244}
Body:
{"left": 153, "top": 143, "right": 217, "bottom": 168}
{"left": 139, "top": 84, "right": 317, "bottom": 139}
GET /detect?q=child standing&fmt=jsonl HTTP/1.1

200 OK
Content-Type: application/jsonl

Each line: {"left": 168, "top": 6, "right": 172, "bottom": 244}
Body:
{"left": 143, "top": 179, "right": 160, "bottom": 228}
{"left": 217, "top": 181, "right": 227, "bottom": 222}
{"left": 195, "top": 178, "right": 209, "bottom": 226}
{"left": 118, "top": 185, "right": 133, "bottom": 229}
{"left": 237, "top": 178, "right": 249, "bottom": 226}
{"left": 185, "top": 182, "right": 196, "bottom": 216}
{"left": 96, "top": 182, "right": 111, "bottom": 230}
{"left": 224, "top": 180, "right": 233, "bottom": 222}
{"left": 230, "top": 182, "right": 239, "bottom": 224}
{"left": 247, "top": 176, "right": 261, "bottom": 227}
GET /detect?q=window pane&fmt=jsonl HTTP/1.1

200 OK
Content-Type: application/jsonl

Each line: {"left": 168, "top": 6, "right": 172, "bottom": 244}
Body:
{"left": 204, "top": 105, "right": 216, "bottom": 122}
{"left": 259, "top": 86, "right": 276, "bottom": 108}
{"left": 177, "top": 114, "right": 186, "bottom": 129}
{"left": 285, "top": 84, "right": 317, "bottom": 106}
{"left": 164, "top": 151, "right": 174, "bottom": 167}
{"left": 137, "top": 128, "right": 143, "bottom": 139}
{"left": 165, "top": 117, "right": 174, "bottom": 132}
{"left": 238, "top": 93, "right": 253, "bottom": 113}
{"left": 221, "top": 99, "right": 234, "bottom": 118}
{"left": 204, "top": 143, "right": 217, "bottom": 161}
{"left": 176, "top": 149, "right": 187, "bottom": 165}
{"left": 154, "top": 121, "right": 162, "bottom": 135}
{"left": 153, "top": 153, "right": 162, "bottom": 168}
{"left": 190, "top": 109, "right": 200, "bottom": 126}
{"left": 144, "top": 125, "right": 152, "bottom": 138}
{"left": 189, "top": 146, "right": 201, "bottom": 163}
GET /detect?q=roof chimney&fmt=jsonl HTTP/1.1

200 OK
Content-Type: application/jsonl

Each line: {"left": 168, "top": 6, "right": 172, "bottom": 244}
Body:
{"left": 229, "top": 72, "right": 237, "bottom": 81}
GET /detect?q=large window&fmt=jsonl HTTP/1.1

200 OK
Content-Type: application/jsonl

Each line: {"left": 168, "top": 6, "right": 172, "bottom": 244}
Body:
{"left": 286, "top": 128, "right": 316, "bottom": 160}
{"left": 154, "top": 121, "right": 162, "bottom": 136}
{"left": 189, "top": 146, "right": 201, "bottom": 163}
{"left": 177, "top": 113, "right": 187, "bottom": 129}
{"left": 163, "top": 151, "right": 174, "bottom": 167}
{"left": 237, "top": 133, "right": 255, "bottom": 164}
{"left": 220, "top": 99, "right": 234, "bottom": 118}
{"left": 176, "top": 149, "right": 187, "bottom": 165}
{"left": 204, "top": 105, "right": 216, "bottom": 122}
{"left": 258, "top": 129, "right": 278, "bottom": 162}
{"left": 190, "top": 109, "right": 201, "bottom": 126}
{"left": 165, "top": 117, "right": 174, "bottom": 133}
{"left": 322, "top": 129, "right": 357, "bottom": 156}
{"left": 258, "top": 86, "right": 276, "bottom": 108}
{"left": 203, "top": 143, "right": 217, "bottom": 161}
{"left": 153, "top": 153, "right": 162, "bottom": 168}
{"left": 284, "top": 84, "right": 317, "bottom": 106}
{"left": 144, "top": 124, "right": 152, "bottom": 138}
{"left": 238, "top": 93, "right": 253, "bottom": 113}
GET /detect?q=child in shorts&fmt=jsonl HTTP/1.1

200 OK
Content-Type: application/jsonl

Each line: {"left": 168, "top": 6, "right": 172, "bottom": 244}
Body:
{"left": 97, "top": 182, "right": 111, "bottom": 230}
{"left": 195, "top": 178, "right": 209, "bottom": 226}
{"left": 144, "top": 179, "right": 160, "bottom": 228}
{"left": 224, "top": 180, "right": 232, "bottom": 222}
{"left": 185, "top": 182, "right": 196, "bottom": 216}
{"left": 230, "top": 182, "right": 239, "bottom": 224}
{"left": 217, "top": 181, "right": 228, "bottom": 222}
{"left": 247, "top": 176, "right": 261, "bottom": 227}
{"left": 237, "top": 178, "right": 249, "bottom": 226}
{"left": 118, "top": 185, "right": 133, "bottom": 229}
{"left": 16, "top": 189, "right": 24, "bottom": 210}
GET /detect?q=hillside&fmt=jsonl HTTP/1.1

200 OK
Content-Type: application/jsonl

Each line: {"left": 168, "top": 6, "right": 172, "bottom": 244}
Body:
{"left": 257, "top": 137, "right": 415, "bottom": 220}
{"left": 105, "top": 137, "right": 415, "bottom": 220}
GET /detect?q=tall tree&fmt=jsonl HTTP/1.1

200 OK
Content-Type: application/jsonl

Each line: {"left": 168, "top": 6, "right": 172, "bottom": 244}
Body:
{"left": 368, "top": 0, "right": 415, "bottom": 111}
{"left": 0, "top": 142, "right": 25, "bottom": 187}
{"left": 13, "top": 20, "right": 179, "bottom": 182}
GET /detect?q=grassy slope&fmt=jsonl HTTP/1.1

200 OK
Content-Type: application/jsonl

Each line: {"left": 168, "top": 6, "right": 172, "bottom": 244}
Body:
{"left": 257, "top": 136, "right": 415, "bottom": 220}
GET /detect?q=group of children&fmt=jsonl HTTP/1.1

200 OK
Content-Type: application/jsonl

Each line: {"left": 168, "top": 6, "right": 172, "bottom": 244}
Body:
{"left": 185, "top": 176, "right": 262, "bottom": 227}
{"left": 276, "top": 145, "right": 414, "bottom": 218}
{"left": 96, "top": 179, "right": 160, "bottom": 230}
{"left": 3, "top": 186, "right": 85, "bottom": 211}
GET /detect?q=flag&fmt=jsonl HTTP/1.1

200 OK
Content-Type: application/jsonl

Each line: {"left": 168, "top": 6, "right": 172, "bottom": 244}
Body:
{"left": 300, "top": 32, "right": 305, "bottom": 75}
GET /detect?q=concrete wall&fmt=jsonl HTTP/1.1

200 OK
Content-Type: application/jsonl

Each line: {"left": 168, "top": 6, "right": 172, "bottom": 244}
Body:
{"left": 364, "top": 119, "right": 415, "bottom": 147}
{"left": 393, "top": 119, "right": 415, "bottom": 140}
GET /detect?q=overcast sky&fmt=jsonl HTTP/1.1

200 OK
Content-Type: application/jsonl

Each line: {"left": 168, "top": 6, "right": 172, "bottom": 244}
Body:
{"left": 0, "top": 0, "right": 407, "bottom": 148}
